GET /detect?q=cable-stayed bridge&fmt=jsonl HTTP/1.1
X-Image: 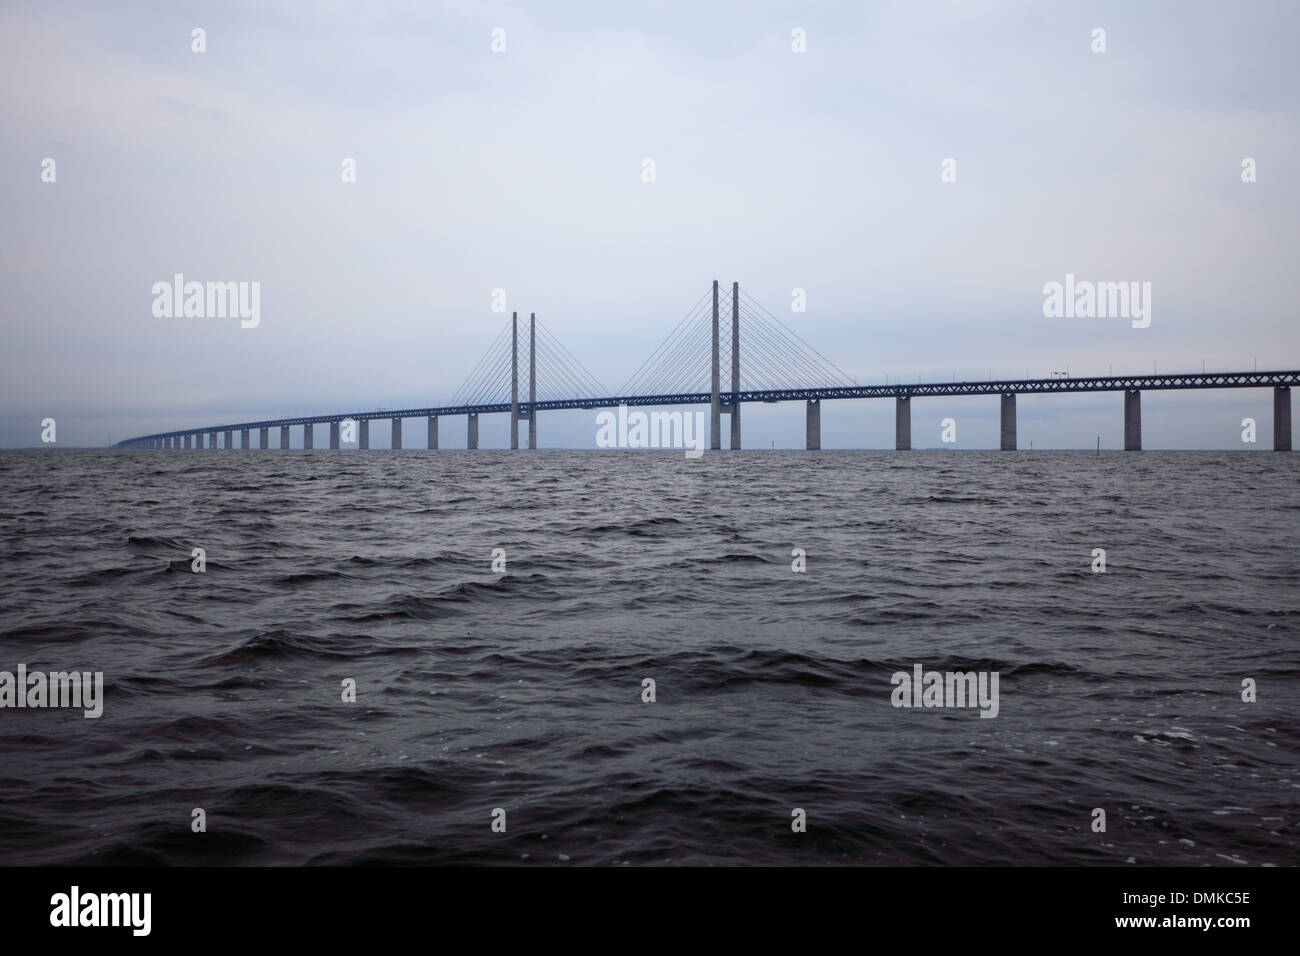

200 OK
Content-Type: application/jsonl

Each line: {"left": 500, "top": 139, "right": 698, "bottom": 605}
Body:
{"left": 118, "top": 281, "right": 1298, "bottom": 452}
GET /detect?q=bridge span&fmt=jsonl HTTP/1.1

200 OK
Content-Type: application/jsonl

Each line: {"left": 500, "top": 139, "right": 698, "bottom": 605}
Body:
{"left": 117, "top": 282, "right": 1297, "bottom": 452}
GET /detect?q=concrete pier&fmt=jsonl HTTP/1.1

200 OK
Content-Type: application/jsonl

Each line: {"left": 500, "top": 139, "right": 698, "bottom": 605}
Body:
{"left": 241, "top": 429, "right": 249, "bottom": 450}
{"left": 730, "top": 281, "right": 741, "bottom": 450}
{"left": 280, "top": 425, "right": 290, "bottom": 449}
{"left": 209, "top": 431, "right": 218, "bottom": 450}
{"left": 224, "top": 429, "right": 232, "bottom": 449}
{"left": 467, "top": 413, "right": 479, "bottom": 450}
{"left": 330, "top": 421, "right": 340, "bottom": 449}
{"left": 1000, "top": 393, "right": 1017, "bottom": 450}
{"left": 528, "top": 313, "right": 537, "bottom": 449}
{"left": 303, "top": 423, "right": 313, "bottom": 449}
{"left": 1124, "top": 390, "right": 1141, "bottom": 451}
{"left": 710, "top": 280, "right": 721, "bottom": 450}
{"left": 1276, "top": 386, "right": 1292, "bottom": 451}
{"left": 184, "top": 435, "right": 191, "bottom": 449}
{"left": 391, "top": 417, "right": 401, "bottom": 450}
{"left": 428, "top": 416, "right": 438, "bottom": 450}
{"left": 806, "top": 399, "right": 821, "bottom": 450}
{"left": 359, "top": 419, "right": 369, "bottom": 450}
{"left": 259, "top": 427, "right": 268, "bottom": 449}
{"left": 895, "top": 395, "right": 911, "bottom": 450}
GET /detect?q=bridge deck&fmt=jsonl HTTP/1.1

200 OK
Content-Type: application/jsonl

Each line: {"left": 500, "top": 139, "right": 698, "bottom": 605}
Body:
{"left": 117, "top": 370, "right": 1300, "bottom": 445}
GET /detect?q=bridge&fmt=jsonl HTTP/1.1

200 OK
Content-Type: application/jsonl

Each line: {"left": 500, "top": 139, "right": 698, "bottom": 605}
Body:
{"left": 117, "top": 282, "right": 1298, "bottom": 452}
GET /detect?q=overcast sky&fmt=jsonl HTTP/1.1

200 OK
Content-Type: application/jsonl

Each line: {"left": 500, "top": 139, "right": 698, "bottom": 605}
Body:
{"left": 2, "top": 0, "right": 1297, "bottom": 448}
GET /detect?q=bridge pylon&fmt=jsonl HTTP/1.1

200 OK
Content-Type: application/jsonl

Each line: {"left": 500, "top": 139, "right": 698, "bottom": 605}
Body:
{"left": 709, "top": 280, "right": 742, "bottom": 449}
{"left": 509, "top": 312, "right": 538, "bottom": 450}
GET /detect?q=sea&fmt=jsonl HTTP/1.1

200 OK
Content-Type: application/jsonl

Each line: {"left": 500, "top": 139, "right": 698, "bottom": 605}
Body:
{"left": 0, "top": 449, "right": 1296, "bottom": 866}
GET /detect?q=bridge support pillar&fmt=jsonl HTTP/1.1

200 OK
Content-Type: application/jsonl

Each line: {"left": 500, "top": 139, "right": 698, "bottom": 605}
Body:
{"left": 183, "top": 435, "right": 191, "bottom": 449}
{"left": 895, "top": 395, "right": 911, "bottom": 450}
{"left": 223, "top": 429, "right": 232, "bottom": 449}
{"left": 1275, "top": 386, "right": 1292, "bottom": 451}
{"left": 359, "top": 420, "right": 369, "bottom": 450}
{"left": 209, "top": 431, "right": 218, "bottom": 450}
{"left": 280, "top": 425, "right": 290, "bottom": 449}
{"left": 1124, "top": 390, "right": 1141, "bottom": 451}
{"left": 241, "top": 429, "right": 249, "bottom": 450}
{"left": 303, "top": 424, "right": 313, "bottom": 450}
{"left": 330, "top": 421, "right": 340, "bottom": 449}
{"left": 467, "top": 413, "right": 479, "bottom": 450}
{"left": 806, "top": 400, "right": 821, "bottom": 450}
{"left": 391, "top": 418, "right": 402, "bottom": 450}
{"left": 428, "top": 416, "right": 438, "bottom": 449}
{"left": 259, "top": 427, "right": 268, "bottom": 449}
{"left": 1000, "top": 393, "right": 1017, "bottom": 450}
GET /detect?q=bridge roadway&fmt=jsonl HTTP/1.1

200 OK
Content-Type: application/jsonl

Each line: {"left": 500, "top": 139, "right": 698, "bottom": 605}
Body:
{"left": 117, "top": 369, "right": 1299, "bottom": 451}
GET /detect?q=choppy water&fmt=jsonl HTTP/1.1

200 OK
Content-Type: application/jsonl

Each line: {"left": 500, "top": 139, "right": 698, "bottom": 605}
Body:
{"left": 0, "top": 449, "right": 1296, "bottom": 866}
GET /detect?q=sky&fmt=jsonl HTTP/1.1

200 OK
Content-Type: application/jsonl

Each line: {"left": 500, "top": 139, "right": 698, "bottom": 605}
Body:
{"left": 1, "top": 0, "right": 1297, "bottom": 449}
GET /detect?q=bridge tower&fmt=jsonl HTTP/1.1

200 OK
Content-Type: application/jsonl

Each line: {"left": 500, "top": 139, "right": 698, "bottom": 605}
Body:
{"left": 709, "top": 280, "right": 742, "bottom": 449}
{"left": 510, "top": 311, "right": 538, "bottom": 450}
{"left": 730, "top": 281, "right": 740, "bottom": 449}
{"left": 528, "top": 312, "right": 537, "bottom": 449}
{"left": 711, "top": 281, "right": 721, "bottom": 450}
{"left": 510, "top": 311, "right": 519, "bottom": 450}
